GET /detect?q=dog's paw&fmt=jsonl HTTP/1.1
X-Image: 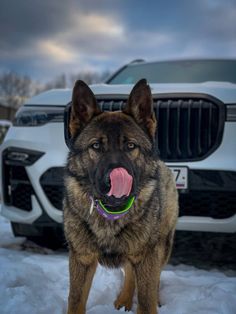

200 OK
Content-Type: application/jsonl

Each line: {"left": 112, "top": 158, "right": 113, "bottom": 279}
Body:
{"left": 114, "top": 295, "right": 133, "bottom": 312}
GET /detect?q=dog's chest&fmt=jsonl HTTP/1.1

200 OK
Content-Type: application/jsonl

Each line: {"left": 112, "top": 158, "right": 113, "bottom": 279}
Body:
{"left": 89, "top": 219, "right": 128, "bottom": 261}
{"left": 98, "top": 247, "right": 125, "bottom": 267}
{"left": 92, "top": 222, "right": 124, "bottom": 250}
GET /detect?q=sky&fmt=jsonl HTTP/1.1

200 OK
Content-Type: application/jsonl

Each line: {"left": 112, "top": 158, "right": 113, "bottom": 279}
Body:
{"left": 0, "top": 0, "right": 236, "bottom": 82}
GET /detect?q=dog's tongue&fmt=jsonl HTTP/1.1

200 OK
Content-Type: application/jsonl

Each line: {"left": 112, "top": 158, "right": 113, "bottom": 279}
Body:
{"left": 107, "top": 167, "right": 133, "bottom": 198}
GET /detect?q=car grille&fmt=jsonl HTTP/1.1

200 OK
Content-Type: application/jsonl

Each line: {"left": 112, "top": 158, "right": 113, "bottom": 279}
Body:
{"left": 179, "top": 191, "right": 236, "bottom": 219}
{"left": 97, "top": 94, "right": 225, "bottom": 161}
{"left": 2, "top": 164, "right": 33, "bottom": 211}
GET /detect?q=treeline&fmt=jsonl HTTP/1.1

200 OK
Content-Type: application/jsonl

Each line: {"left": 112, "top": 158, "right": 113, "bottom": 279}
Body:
{"left": 0, "top": 70, "right": 111, "bottom": 110}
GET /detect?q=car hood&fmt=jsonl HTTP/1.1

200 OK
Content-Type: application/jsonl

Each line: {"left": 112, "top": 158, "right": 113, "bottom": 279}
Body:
{"left": 92, "top": 82, "right": 236, "bottom": 104}
{"left": 25, "top": 81, "right": 236, "bottom": 106}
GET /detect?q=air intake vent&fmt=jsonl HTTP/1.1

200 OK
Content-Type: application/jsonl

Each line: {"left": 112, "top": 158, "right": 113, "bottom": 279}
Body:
{"left": 2, "top": 148, "right": 43, "bottom": 211}
{"left": 40, "top": 167, "right": 64, "bottom": 210}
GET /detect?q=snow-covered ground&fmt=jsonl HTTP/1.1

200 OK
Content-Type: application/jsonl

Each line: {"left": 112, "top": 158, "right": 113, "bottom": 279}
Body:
{"left": 0, "top": 216, "right": 235, "bottom": 314}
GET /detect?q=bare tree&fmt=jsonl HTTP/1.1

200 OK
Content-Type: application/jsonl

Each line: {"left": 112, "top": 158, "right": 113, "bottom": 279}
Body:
{"left": 0, "top": 70, "right": 112, "bottom": 112}
{"left": 70, "top": 70, "right": 111, "bottom": 86}
{"left": 0, "top": 71, "right": 32, "bottom": 109}
{"left": 44, "top": 73, "right": 67, "bottom": 90}
{"left": 34, "top": 74, "right": 67, "bottom": 95}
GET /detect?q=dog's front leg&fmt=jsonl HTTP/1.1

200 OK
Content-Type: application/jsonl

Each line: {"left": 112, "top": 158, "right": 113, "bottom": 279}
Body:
{"left": 67, "top": 251, "right": 97, "bottom": 314}
{"left": 114, "top": 261, "right": 135, "bottom": 311}
{"left": 133, "top": 254, "right": 160, "bottom": 314}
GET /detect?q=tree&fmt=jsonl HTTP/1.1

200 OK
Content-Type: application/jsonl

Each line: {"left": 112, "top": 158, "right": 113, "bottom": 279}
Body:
{"left": 0, "top": 71, "right": 32, "bottom": 110}
{"left": 44, "top": 73, "right": 67, "bottom": 90}
{"left": 70, "top": 70, "right": 111, "bottom": 86}
{"left": 34, "top": 74, "right": 67, "bottom": 95}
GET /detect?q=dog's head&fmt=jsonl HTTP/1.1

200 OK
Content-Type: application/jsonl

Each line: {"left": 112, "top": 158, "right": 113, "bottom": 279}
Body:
{"left": 66, "top": 79, "right": 157, "bottom": 211}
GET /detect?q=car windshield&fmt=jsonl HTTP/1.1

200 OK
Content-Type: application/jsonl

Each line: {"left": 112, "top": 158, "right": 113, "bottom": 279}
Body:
{"left": 107, "top": 60, "right": 236, "bottom": 84}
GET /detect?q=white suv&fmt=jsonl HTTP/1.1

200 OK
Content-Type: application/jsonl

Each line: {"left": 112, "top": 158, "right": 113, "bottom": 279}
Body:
{"left": 1, "top": 59, "right": 236, "bottom": 242}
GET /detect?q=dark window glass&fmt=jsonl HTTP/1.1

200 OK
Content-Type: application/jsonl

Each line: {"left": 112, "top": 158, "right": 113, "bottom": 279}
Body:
{"left": 108, "top": 60, "right": 236, "bottom": 84}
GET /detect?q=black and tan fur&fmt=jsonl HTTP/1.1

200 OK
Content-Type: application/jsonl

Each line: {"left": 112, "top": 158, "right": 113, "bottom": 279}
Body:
{"left": 63, "top": 79, "right": 178, "bottom": 314}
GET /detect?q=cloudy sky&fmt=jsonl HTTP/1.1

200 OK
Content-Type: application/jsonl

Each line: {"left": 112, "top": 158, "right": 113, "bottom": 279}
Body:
{"left": 0, "top": 0, "right": 235, "bottom": 81}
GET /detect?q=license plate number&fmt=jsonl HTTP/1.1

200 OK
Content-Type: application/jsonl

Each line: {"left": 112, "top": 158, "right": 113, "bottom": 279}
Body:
{"left": 169, "top": 166, "right": 188, "bottom": 190}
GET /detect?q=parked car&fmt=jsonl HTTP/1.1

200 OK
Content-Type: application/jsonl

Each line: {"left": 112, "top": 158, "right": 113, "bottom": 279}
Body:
{"left": 0, "top": 59, "right": 236, "bottom": 243}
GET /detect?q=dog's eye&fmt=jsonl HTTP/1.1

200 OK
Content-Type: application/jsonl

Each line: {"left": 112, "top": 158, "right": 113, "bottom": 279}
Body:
{"left": 91, "top": 142, "right": 100, "bottom": 150}
{"left": 126, "top": 142, "right": 137, "bottom": 150}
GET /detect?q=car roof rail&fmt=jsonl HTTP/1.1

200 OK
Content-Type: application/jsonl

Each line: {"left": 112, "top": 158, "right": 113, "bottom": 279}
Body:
{"left": 105, "top": 59, "right": 146, "bottom": 84}
{"left": 129, "top": 59, "right": 145, "bottom": 64}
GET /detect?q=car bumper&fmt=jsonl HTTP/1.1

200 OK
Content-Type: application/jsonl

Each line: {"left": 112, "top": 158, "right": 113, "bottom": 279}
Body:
{"left": 1, "top": 122, "right": 236, "bottom": 233}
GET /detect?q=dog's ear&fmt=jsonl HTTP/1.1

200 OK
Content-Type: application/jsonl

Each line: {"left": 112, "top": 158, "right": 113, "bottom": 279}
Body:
{"left": 123, "top": 79, "right": 157, "bottom": 139}
{"left": 69, "top": 80, "right": 102, "bottom": 137}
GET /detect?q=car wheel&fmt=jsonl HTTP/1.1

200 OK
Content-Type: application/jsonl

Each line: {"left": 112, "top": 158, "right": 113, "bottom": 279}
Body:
{"left": 11, "top": 222, "right": 65, "bottom": 249}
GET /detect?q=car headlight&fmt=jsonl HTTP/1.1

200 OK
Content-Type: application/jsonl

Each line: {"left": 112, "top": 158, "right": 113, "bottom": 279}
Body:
{"left": 226, "top": 104, "right": 236, "bottom": 121}
{"left": 13, "top": 106, "right": 64, "bottom": 126}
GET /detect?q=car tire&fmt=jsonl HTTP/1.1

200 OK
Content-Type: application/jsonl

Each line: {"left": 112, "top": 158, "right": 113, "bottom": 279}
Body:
{"left": 11, "top": 222, "right": 65, "bottom": 249}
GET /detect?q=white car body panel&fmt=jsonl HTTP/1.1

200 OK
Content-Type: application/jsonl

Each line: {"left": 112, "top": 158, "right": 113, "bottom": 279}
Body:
{"left": 1, "top": 81, "right": 236, "bottom": 233}
{"left": 25, "top": 82, "right": 236, "bottom": 105}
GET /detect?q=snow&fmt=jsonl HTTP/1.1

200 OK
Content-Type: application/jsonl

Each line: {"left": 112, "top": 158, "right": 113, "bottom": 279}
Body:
{"left": 0, "top": 216, "right": 235, "bottom": 314}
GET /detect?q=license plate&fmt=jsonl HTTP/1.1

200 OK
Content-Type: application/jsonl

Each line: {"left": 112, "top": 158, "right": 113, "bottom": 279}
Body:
{"left": 169, "top": 166, "right": 188, "bottom": 190}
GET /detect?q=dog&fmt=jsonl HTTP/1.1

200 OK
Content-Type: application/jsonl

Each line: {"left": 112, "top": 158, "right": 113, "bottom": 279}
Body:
{"left": 63, "top": 79, "right": 178, "bottom": 314}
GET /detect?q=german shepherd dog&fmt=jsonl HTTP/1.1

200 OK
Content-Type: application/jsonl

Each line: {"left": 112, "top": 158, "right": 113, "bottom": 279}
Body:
{"left": 63, "top": 79, "right": 178, "bottom": 314}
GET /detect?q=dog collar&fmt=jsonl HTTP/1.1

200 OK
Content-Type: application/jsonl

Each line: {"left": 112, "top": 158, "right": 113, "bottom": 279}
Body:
{"left": 94, "top": 196, "right": 135, "bottom": 221}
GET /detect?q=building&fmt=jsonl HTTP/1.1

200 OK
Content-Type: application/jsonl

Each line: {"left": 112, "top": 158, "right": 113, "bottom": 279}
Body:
{"left": 0, "top": 99, "right": 17, "bottom": 121}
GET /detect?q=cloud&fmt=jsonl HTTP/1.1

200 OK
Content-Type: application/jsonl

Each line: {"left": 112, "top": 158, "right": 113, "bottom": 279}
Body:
{"left": 37, "top": 40, "right": 77, "bottom": 63}
{"left": 32, "top": 12, "right": 125, "bottom": 76}
{"left": 0, "top": 0, "right": 235, "bottom": 81}
{"left": 74, "top": 14, "right": 124, "bottom": 37}
{"left": 60, "top": 12, "right": 125, "bottom": 53}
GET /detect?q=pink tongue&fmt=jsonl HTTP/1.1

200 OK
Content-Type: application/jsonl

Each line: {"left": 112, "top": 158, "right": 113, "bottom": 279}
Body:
{"left": 107, "top": 167, "right": 133, "bottom": 198}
